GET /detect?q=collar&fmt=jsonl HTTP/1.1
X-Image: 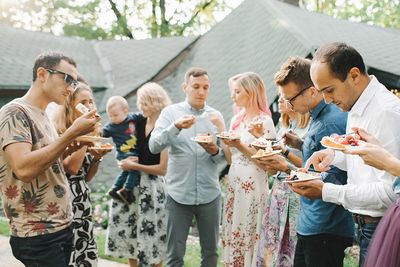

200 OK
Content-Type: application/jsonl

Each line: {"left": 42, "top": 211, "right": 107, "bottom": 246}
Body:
{"left": 310, "top": 100, "right": 327, "bottom": 120}
{"left": 349, "top": 75, "right": 378, "bottom": 117}
{"left": 183, "top": 100, "right": 206, "bottom": 113}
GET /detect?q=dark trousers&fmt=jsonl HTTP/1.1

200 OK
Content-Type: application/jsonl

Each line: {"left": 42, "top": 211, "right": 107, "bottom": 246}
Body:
{"left": 165, "top": 195, "right": 221, "bottom": 267}
{"left": 294, "top": 233, "right": 353, "bottom": 267}
{"left": 10, "top": 226, "right": 73, "bottom": 267}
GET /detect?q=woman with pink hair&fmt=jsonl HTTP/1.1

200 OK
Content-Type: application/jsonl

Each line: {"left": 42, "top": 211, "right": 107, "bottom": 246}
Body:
{"left": 221, "top": 72, "right": 276, "bottom": 266}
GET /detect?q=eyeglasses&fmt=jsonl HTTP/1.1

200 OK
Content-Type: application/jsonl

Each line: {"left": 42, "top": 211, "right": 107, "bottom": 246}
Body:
{"left": 46, "top": 69, "right": 78, "bottom": 90}
{"left": 283, "top": 85, "right": 312, "bottom": 110}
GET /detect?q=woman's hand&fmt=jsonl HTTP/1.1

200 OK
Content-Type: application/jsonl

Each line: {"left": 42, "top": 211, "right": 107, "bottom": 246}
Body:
{"left": 351, "top": 127, "right": 380, "bottom": 145}
{"left": 220, "top": 138, "right": 241, "bottom": 148}
{"left": 118, "top": 156, "right": 139, "bottom": 171}
{"left": 88, "top": 147, "right": 112, "bottom": 160}
{"left": 247, "top": 121, "right": 264, "bottom": 138}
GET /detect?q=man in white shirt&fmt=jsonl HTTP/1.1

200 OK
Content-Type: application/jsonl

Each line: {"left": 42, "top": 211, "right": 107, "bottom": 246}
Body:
{"left": 289, "top": 42, "right": 400, "bottom": 266}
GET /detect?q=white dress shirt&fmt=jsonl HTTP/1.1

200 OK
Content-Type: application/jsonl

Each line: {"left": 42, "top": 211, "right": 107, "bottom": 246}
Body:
{"left": 322, "top": 76, "right": 400, "bottom": 217}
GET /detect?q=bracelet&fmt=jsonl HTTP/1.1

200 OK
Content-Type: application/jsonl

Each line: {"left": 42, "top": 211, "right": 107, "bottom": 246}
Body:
{"left": 283, "top": 147, "right": 290, "bottom": 158}
{"left": 92, "top": 157, "right": 103, "bottom": 163}
{"left": 211, "top": 148, "right": 220, "bottom": 157}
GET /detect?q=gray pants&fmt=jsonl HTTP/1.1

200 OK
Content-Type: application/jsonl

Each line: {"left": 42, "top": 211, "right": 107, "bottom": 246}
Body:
{"left": 165, "top": 195, "right": 221, "bottom": 267}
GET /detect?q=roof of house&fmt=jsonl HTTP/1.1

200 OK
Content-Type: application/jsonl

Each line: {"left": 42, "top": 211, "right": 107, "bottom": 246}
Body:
{"left": 95, "top": 36, "right": 197, "bottom": 109}
{"left": 0, "top": 25, "right": 107, "bottom": 89}
{"left": 154, "top": 0, "right": 400, "bottom": 121}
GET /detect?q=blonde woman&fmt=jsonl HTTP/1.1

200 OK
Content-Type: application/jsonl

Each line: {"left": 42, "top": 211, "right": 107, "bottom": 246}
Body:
{"left": 52, "top": 81, "right": 111, "bottom": 267}
{"left": 220, "top": 72, "right": 276, "bottom": 266}
{"left": 106, "top": 83, "right": 170, "bottom": 267}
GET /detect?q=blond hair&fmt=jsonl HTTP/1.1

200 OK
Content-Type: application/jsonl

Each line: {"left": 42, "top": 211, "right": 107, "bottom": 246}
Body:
{"left": 106, "top": 96, "right": 128, "bottom": 111}
{"left": 229, "top": 72, "right": 272, "bottom": 130}
{"left": 137, "top": 82, "right": 171, "bottom": 113}
{"left": 52, "top": 83, "right": 99, "bottom": 135}
{"left": 281, "top": 112, "right": 310, "bottom": 129}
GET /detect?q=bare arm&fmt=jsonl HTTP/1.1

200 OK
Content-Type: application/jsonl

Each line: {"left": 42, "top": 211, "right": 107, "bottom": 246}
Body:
{"left": 118, "top": 149, "right": 168, "bottom": 177}
{"left": 4, "top": 111, "right": 99, "bottom": 183}
{"left": 63, "top": 146, "right": 87, "bottom": 175}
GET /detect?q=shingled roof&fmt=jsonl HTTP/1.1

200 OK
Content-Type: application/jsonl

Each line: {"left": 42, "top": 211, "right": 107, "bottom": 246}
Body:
{"left": 0, "top": 25, "right": 106, "bottom": 89}
{"left": 155, "top": 0, "right": 400, "bottom": 122}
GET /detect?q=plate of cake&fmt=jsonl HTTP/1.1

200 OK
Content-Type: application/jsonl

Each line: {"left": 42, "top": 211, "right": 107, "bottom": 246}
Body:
{"left": 283, "top": 169, "right": 322, "bottom": 183}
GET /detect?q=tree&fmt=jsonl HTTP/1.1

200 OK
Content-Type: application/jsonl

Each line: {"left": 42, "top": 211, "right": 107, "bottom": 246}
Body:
{"left": 301, "top": 0, "right": 400, "bottom": 29}
{"left": 0, "top": 0, "right": 232, "bottom": 40}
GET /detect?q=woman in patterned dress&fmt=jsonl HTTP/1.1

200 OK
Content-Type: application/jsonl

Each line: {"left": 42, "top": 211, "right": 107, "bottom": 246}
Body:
{"left": 255, "top": 94, "right": 310, "bottom": 267}
{"left": 105, "top": 82, "right": 170, "bottom": 267}
{"left": 52, "top": 81, "right": 111, "bottom": 267}
{"left": 220, "top": 72, "right": 276, "bottom": 266}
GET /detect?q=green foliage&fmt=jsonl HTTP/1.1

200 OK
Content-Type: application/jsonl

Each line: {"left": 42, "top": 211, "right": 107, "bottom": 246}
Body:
{"left": 0, "top": 219, "right": 10, "bottom": 236}
{"left": 302, "top": 0, "right": 400, "bottom": 29}
{"left": 0, "top": 0, "right": 232, "bottom": 40}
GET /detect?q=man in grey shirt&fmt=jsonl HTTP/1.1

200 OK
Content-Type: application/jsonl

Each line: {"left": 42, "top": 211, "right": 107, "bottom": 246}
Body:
{"left": 149, "top": 67, "right": 226, "bottom": 267}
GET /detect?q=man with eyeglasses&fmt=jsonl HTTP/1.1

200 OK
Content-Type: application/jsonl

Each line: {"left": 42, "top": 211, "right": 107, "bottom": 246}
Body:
{"left": 256, "top": 56, "right": 354, "bottom": 267}
{"left": 290, "top": 42, "right": 400, "bottom": 266}
{"left": 0, "top": 51, "right": 99, "bottom": 267}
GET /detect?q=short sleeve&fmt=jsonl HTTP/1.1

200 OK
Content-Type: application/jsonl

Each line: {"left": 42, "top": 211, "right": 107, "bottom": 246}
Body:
{"left": 0, "top": 104, "right": 32, "bottom": 150}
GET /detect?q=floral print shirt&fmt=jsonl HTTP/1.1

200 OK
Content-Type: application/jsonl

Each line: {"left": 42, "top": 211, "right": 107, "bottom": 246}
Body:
{"left": 0, "top": 99, "right": 72, "bottom": 237}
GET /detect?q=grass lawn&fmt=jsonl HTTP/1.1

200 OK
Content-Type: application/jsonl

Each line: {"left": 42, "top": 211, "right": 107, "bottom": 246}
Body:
{"left": 0, "top": 219, "right": 358, "bottom": 267}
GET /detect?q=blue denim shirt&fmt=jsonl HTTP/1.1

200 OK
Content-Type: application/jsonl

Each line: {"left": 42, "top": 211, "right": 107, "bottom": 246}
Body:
{"left": 149, "top": 101, "right": 226, "bottom": 205}
{"left": 393, "top": 177, "right": 400, "bottom": 194}
{"left": 297, "top": 101, "right": 354, "bottom": 238}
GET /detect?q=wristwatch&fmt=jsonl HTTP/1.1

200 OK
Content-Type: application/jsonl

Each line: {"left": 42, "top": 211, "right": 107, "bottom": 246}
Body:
{"left": 283, "top": 147, "right": 290, "bottom": 158}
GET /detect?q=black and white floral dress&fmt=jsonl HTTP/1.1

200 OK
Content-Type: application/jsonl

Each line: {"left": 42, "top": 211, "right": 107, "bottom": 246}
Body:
{"left": 105, "top": 116, "right": 167, "bottom": 266}
{"left": 67, "top": 154, "right": 98, "bottom": 267}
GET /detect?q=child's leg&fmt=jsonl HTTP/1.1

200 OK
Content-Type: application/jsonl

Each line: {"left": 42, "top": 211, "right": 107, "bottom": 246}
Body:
{"left": 113, "top": 171, "right": 128, "bottom": 189}
{"left": 124, "top": 170, "right": 140, "bottom": 191}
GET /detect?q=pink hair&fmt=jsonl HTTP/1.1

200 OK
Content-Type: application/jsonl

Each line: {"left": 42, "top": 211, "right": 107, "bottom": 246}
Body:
{"left": 230, "top": 72, "right": 272, "bottom": 130}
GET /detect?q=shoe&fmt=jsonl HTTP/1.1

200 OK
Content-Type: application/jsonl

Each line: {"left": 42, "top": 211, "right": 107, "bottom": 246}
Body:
{"left": 108, "top": 188, "right": 124, "bottom": 203}
{"left": 117, "top": 188, "right": 134, "bottom": 204}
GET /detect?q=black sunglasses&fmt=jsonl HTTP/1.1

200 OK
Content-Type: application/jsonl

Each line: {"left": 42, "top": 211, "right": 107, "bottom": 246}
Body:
{"left": 46, "top": 69, "right": 78, "bottom": 89}
{"left": 283, "top": 85, "right": 312, "bottom": 109}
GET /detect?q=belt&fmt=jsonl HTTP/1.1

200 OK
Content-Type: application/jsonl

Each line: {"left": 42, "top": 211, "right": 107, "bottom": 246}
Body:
{"left": 352, "top": 213, "right": 382, "bottom": 225}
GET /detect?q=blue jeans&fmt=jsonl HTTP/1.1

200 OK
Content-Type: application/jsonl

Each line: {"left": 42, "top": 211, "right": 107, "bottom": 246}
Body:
{"left": 114, "top": 151, "right": 140, "bottom": 191}
{"left": 357, "top": 222, "right": 380, "bottom": 267}
{"left": 10, "top": 226, "right": 73, "bottom": 267}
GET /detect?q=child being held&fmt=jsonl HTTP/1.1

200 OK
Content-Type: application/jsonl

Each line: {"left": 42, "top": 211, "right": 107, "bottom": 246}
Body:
{"left": 103, "top": 96, "right": 141, "bottom": 204}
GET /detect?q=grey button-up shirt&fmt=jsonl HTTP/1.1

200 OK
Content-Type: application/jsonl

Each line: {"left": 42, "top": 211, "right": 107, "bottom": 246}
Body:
{"left": 149, "top": 101, "right": 226, "bottom": 205}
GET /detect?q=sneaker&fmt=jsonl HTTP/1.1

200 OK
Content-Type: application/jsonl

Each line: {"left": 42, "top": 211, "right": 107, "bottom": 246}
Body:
{"left": 107, "top": 188, "right": 124, "bottom": 202}
{"left": 117, "top": 188, "right": 134, "bottom": 204}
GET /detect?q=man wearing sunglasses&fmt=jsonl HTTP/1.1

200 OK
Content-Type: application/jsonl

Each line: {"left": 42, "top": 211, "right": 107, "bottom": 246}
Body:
{"left": 0, "top": 51, "right": 100, "bottom": 267}
{"left": 256, "top": 56, "right": 353, "bottom": 267}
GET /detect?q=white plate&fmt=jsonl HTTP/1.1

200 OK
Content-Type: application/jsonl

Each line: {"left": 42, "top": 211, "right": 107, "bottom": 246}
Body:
{"left": 76, "top": 135, "right": 110, "bottom": 143}
{"left": 87, "top": 145, "right": 114, "bottom": 151}
{"left": 216, "top": 134, "right": 240, "bottom": 140}
{"left": 320, "top": 137, "right": 364, "bottom": 151}
{"left": 190, "top": 136, "right": 213, "bottom": 144}
{"left": 282, "top": 176, "right": 321, "bottom": 183}
{"left": 251, "top": 150, "right": 282, "bottom": 159}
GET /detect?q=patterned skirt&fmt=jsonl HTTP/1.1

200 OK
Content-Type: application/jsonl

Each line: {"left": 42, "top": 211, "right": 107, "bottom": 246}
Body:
{"left": 256, "top": 178, "right": 300, "bottom": 267}
{"left": 68, "top": 174, "right": 97, "bottom": 267}
{"left": 105, "top": 173, "right": 167, "bottom": 266}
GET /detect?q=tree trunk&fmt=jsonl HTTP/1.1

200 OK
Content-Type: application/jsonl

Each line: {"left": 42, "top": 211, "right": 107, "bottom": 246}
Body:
{"left": 159, "top": 0, "right": 169, "bottom": 36}
{"left": 150, "top": 0, "right": 158, "bottom": 37}
{"left": 108, "top": 0, "right": 133, "bottom": 38}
